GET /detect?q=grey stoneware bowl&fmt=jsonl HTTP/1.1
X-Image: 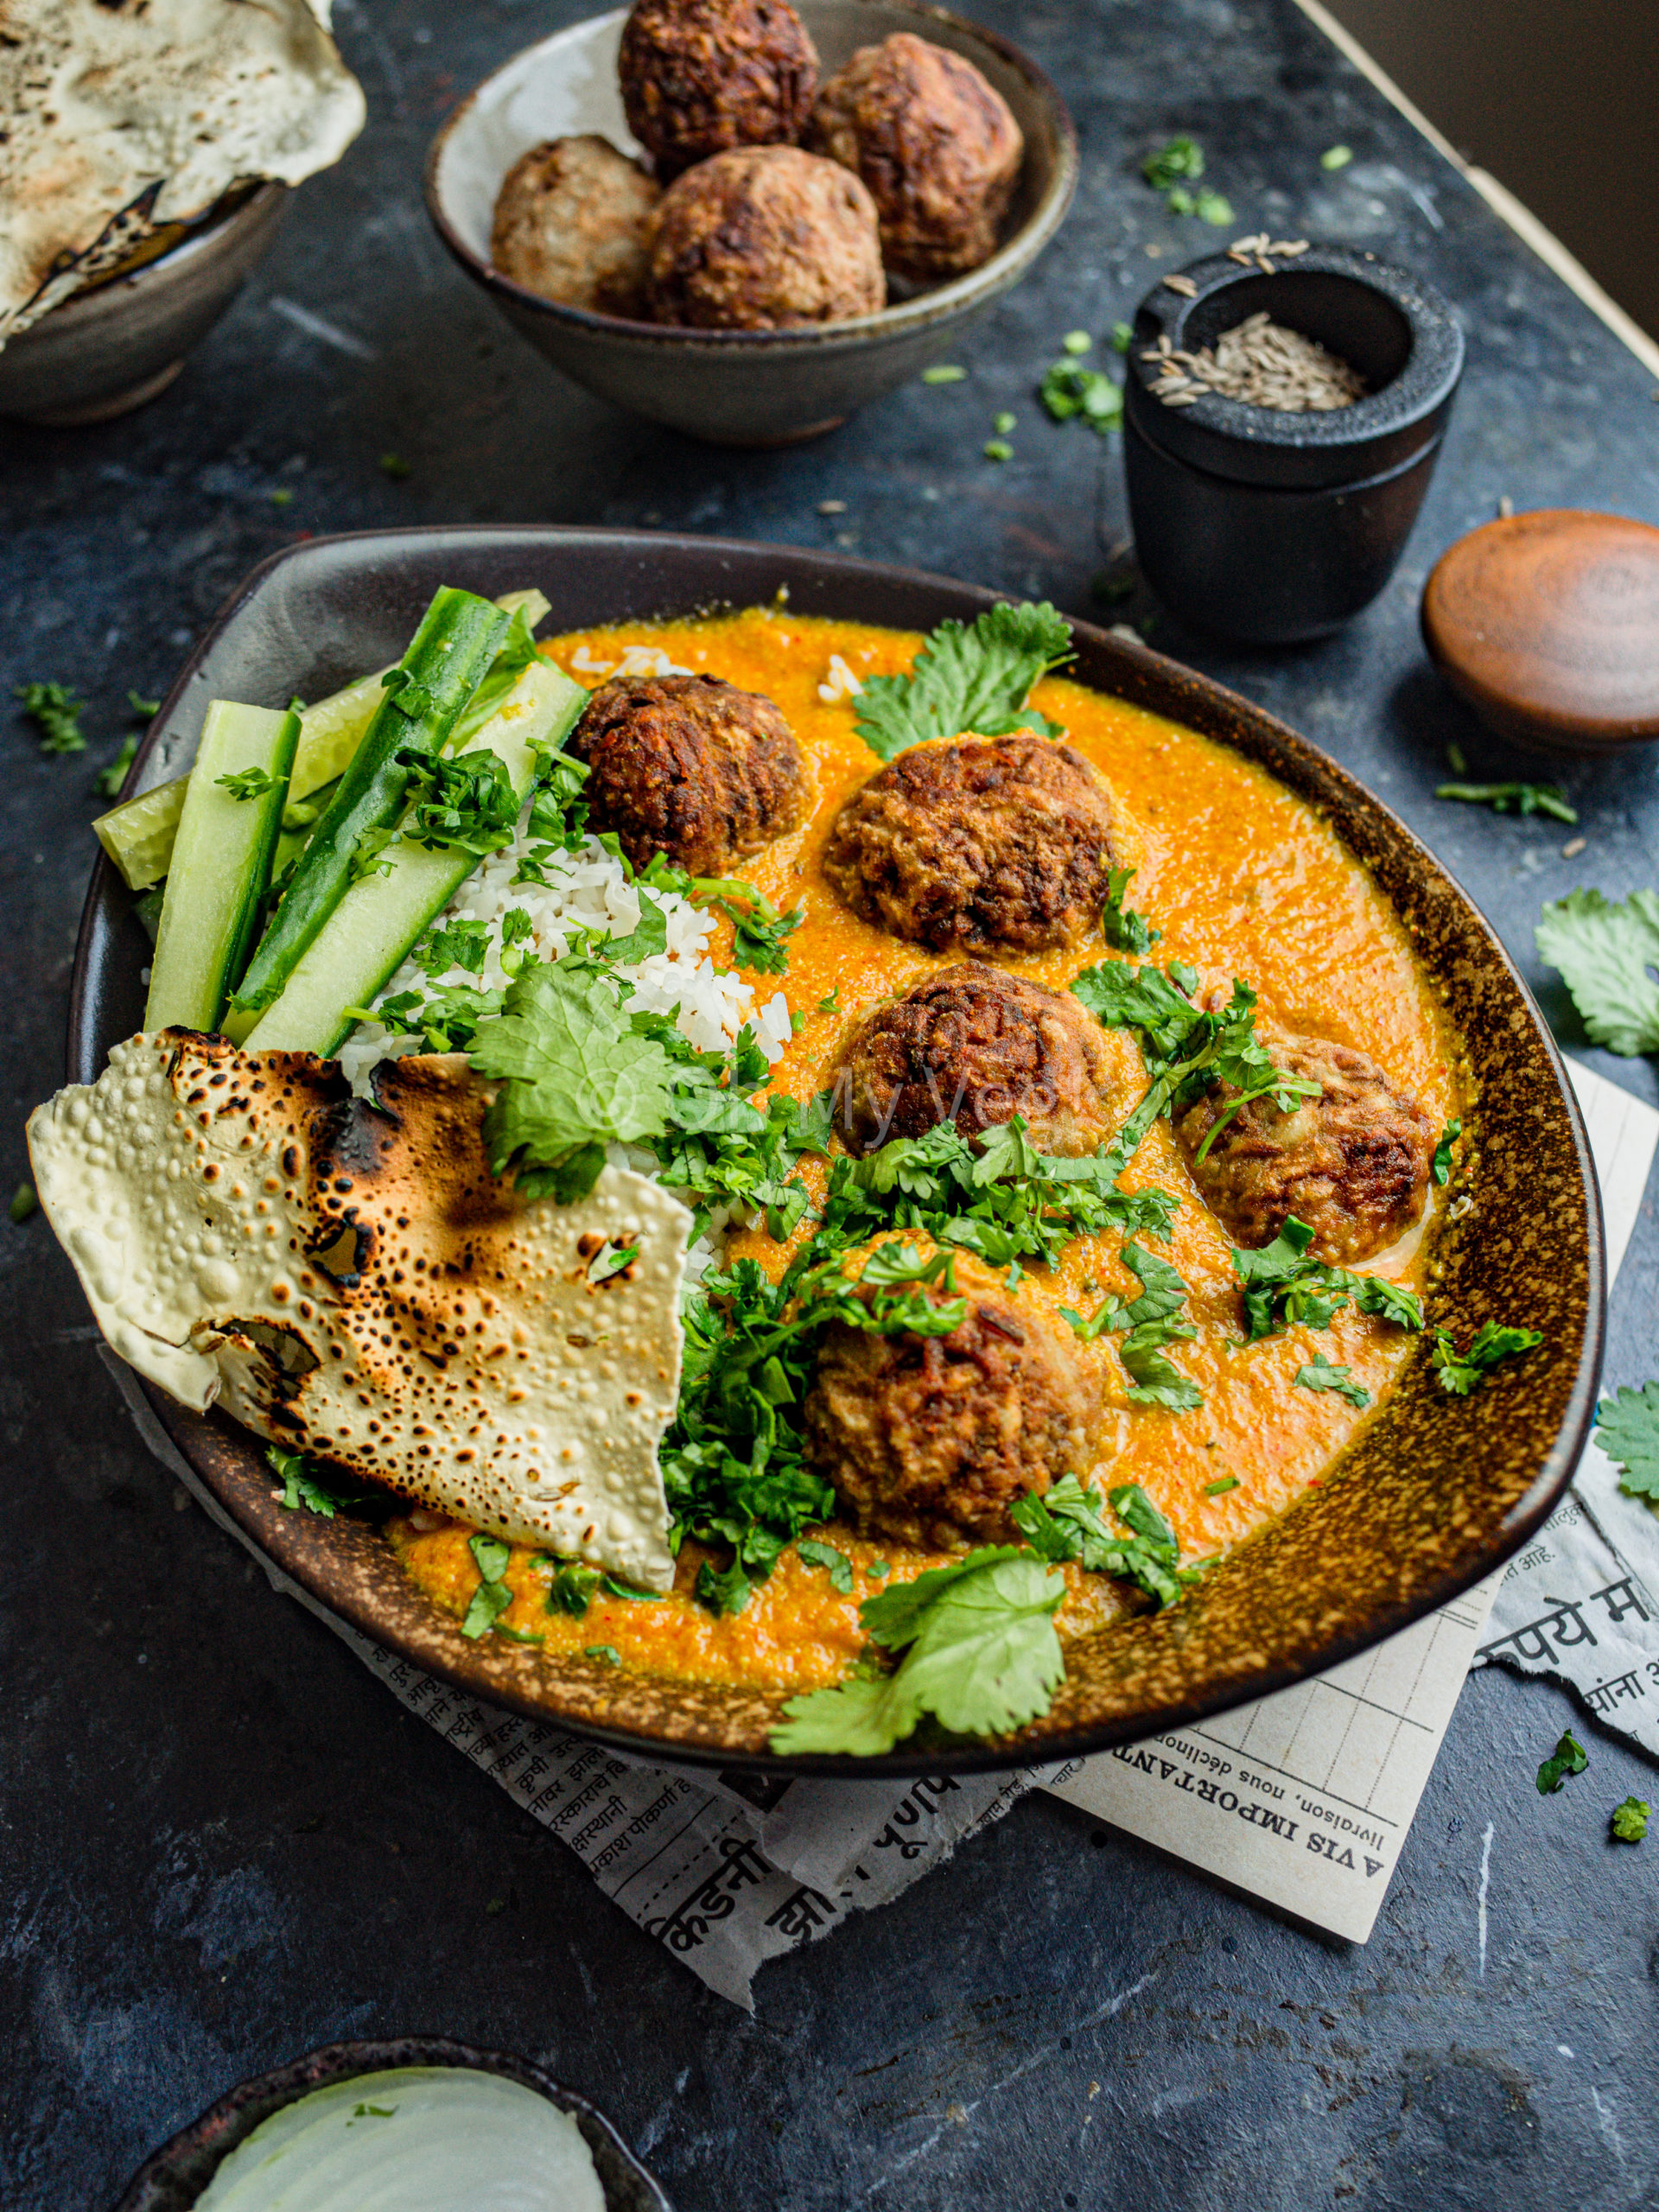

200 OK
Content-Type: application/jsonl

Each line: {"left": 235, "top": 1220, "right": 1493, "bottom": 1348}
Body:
{"left": 109, "top": 2037, "right": 673, "bottom": 2211}
{"left": 0, "top": 183, "right": 289, "bottom": 429}
{"left": 1122, "top": 245, "right": 1464, "bottom": 645}
{"left": 67, "top": 525, "right": 1603, "bottom": 1778}
{"left": 424, "top": 0, "right": 1077, "bottom": 444}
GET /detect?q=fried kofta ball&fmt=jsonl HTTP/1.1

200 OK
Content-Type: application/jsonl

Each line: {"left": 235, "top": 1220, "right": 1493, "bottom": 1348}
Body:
{"left": 822, "top": 733, "right": 1117, "bottom": 957}
{"left": 618, "top": 0, "right": 819, "bottom": 180}
{"left": 806, "top": 32, "right": 1023, "bottom": 282}
{"left": 1174, "top": 1028, "right": 1434, "bottom": 1263}
{"left": 833, "top": 963, "right": 1116, "bottom": 1159}
{"left": 568, "top": 671, "right": 809, "bottom": 876}
{"left": 805, "top": 1291, "right": 1089, "bottom": 1550}
{"left": 490, "top": 136, "right": 661, "bottom": 317}
{"left": 644, "top": 145, "right": 885, "bottom": 329}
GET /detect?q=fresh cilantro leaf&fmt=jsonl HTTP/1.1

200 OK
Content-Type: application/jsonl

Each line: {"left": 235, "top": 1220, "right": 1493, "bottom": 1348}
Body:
{"left": 1142, "top": 136, "right": 1205, "bottom": 189}
{"left": 494, "top": 1621, "right": 545, "bottom": 1644}
{"left": 1120, "top": 1326, "right": 1203, "bottom": 1409}
{"left": 690, "top": 876, "right": 804, "bottom": 973}
{"left": 588, "top": 1239, "right": 639, "bottom": 1282}
{"left": 546, "top": 1560, "right": 601, "bottom": 1617}
{"left": 1101, "top": 866, "right": 1160, "bottom": 953}
{"left": 470, "top": 959, "right": 678, "bottom": 1201}
{"left": 95, "top": 733, "right": 139, "bottom": 798}
{"left": 353, "top": 2103, "right": 397, "bottom": 2118}
{"left": 395, "top": 743, "right": 520, "bottom": 859}
{"left": 16, "top": 680, "right": 86, "bottom": 754}
{"left": 852, "top": 601, "right": 1072, "bottom": 762}
{"left": 216, "top": 766, "right": 278, "bottom": 802}
{"left": 603, "top": 890, "right": 671, "bottom": 966}
{"left": 349, "top": 824, "right": 398, "bottom": 881}
{"left": 1294, "top": 1352, "right": 1371, "bottom": 1408}
{"left": 1536, "top": 888, "right": 1659, "bottom": 1057}
{"left": 1535, "top": 1727, "right": 1587, "bottom": 1794}
{"left": 696, "top": 1557, "right": 754, "bottom": 1615}
{"left": 771, "top": 1550, "right": 1065, "bottom": 1753}
{"left": 1432, "top": 1116, "right": 1462, "bottom": 1186}
{"left": 585, "top": 1643, "right": 623, "bottom": 1664}
{"left": 266, "top": 1445, "right": 366, "bottom": 1517}
{"left": 602, "top": 1573, "right": 654, "bottom": 1601}
{"left": 1611, "top": 1796, "right": 1650, "bottom": 1842}
{"left": 1593, "top": 1379, "right": 1659, "bottom": 1498}
{"left": 501, "top": 906, "right": 535, "bottom": 948}
{"left": 416, "top": 916, "right": 492, "bottom": 978}
{"left": 461, "top": 1579, "right": 512, "bottom": 1638}
{"left": 470, "top": 1533, "right": 512, "bottom": 1582}
{"left": 1205, "top": 1476, "right": 1239, "bottom": 1495}
{"left": 1013, "top": 1477, "right": 1191, "bottom": 1606}
{"left": 1432, "top": 1320, "right": 1542, "bottom": 1395}
{"left": 1231, "top": 1218, "right": 1424, "bottom": 1341}
{"left": 1436, "top": 780, "right": 1577, "bottom": 824}
{"left": 798, "top": 1538, "right": 855, "bottom": 1593}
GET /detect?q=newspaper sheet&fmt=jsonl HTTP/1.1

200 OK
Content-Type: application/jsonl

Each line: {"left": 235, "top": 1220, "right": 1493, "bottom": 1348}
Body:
{"left": 106, "top": 1060, "right": 1658, "bottom": 1998}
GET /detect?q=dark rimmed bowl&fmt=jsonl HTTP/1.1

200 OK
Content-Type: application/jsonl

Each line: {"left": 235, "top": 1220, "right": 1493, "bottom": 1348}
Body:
{"left": 423, "top": 1, "right": 1077, "bottom": 445}
{"left": 0, "top": 184, "right": 289, "bottom": 428}
{"left": 67, "top": 525, "right": 1602, "bottom": 1776}
{"left": 1123, "top": 245, "right": 1464, "bottom": 643}
{"left": 109, "top": 2037, "right": 672, "bottom": 2211}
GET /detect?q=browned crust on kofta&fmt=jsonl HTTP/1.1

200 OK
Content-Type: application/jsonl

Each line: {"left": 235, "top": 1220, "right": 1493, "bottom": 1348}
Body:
{"left": 618, "top": 0, "right": 819, "bottom": 180}
{"left": 822, "top": 733, "right": 1117, "bottom": 956}
{"left": 1175, "top": 1029, "right": 1435, "bottom": 1263}
{"left": 490, "top": 135, "right": 661, "bottom": 316}
{"left": 804, "top": 1293, "right": 1090, "bottom": 1550}
{"left": 806, "top": 32, "right": 1023, "bottom": 282}
{"left": 833, "top": 962, "right": 1116, "bottom": 1159}
{"left": 569, "top": 671, "right": 810, "bottom": 876}
{"left": 644, "top": 145, "right": 885, "bottom": 329}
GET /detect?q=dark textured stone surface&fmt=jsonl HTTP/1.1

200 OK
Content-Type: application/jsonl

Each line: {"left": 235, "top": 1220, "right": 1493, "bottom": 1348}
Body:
{"left": 2, "top": 1, "right": 1656, "bottom": 2205}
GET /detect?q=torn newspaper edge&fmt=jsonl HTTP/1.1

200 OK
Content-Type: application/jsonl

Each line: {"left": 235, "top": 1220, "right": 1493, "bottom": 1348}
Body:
{"left": 103, "top": 1059, "right": 1657, "bottom": 1995}
{"left": 1042, "top": 1057, "right": 1659, "bottom": 1942}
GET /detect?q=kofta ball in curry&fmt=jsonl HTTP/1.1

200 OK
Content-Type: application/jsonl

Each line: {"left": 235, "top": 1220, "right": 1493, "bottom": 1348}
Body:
{"left": 490, "top": 136, "right": 660, "bottom": 316}
{"left": 822, "top": 732, "right": 1117, "bottom": 956}
{"left": 568, "top": 671, "right": 809, "bottom": 877}
{"left": 644, "top": 145, "right": 885, "bottom": 329}
{"left": 1175, "top": 1027, "right": 1434, "bottom": 1263}
{"left": 807, "top": 32, "right": 1024, "bottom": 282}
{"left": 805, "top": 1290, "right": 1089, "bottom": 1551}
{"left": 618, "top": 0, "right": 819, "bottom": 180}
{"left": 833, "top": 963, "right": 1117, "bottom": 1159}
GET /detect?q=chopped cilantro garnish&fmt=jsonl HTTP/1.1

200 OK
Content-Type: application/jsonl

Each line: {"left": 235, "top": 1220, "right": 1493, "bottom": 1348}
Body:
{"left": 688, "top": 876, "right": 804, "bottom": 974}
{"left": 983, "top": 438, "right": 1014, "bottom": 461}
{"left": 1432, "top": 1116, "right": 1461, "bottom": 1185}
{"left": 95, "top": 733, "right": 139, "bottom": 798}
{"left": 1294, "top": 1352, "right": 1371, "bottom": 1408}
{"left": 1205, "top": 1476, "right": 1238, "bottom": 1496}
{"left": 216, "top": 766, "right": 279, "bottom": 802}
{"left": 1535, "top": 1727, "right": 1587, "bottom": 1794}
{"left": 1012, "top": 1475, "right": 1197, "bottom": 1606}
{"left": 10, "top": 1182, "right": 37, "bottom": 1224}
{"left": 1592, "top": 1378, "right": 1659, "bottom": 1498}
{"left": 1110, "top": 321, "right": 1133, "bottom": 353}
{"left": 1101, "top": 865, "right": 1159, "bottom": 954}
{"left": 770, "top": 1549, "right": 1065, "bottom": 1755}
{"left": 16, "top": 680, "right": 86, "bottom": 754}
{"left": 1039, "top": 360, "right": 1124, "bottom": 435}
{"left": 1536, "top": 888, "right": 1659, "bottom": 1057}
{"left": 1320, "top": 143, "right": 1353, "bottom": 169}
{"left": 797, "top": 1538, "right": 855, "bottom": 1593}
{"left": 1060, "top": 1243, "right": 1202, "bottom": 1408}
{"left": 584, "top": 1643, "right": 623, "bottom": 1664}
{"left": 588, "top": 1239, "right": 639, "bottom": 1282}
{"left": 852, "top": 601, "right": 1071, "bottom": 763}
{"left": 546, "top": 1560, "right": 601, "bottom": 1618}
{"left": 461, "top": 1532, "right": 513, "bottom": 1638}
{"left": 395, "top": 743, "right": 521, "bottom": 859}
{"left": 266, "top": 1445, "right": 367, "bottom": 1517}
{"left": 493, "top": 1622, "right": 545, "bottom": 1645}
{"left": 1431, "top": 1320, "right": 1542, "bottom": 1395}
{"left": 1142, "top": 136, "right": 1205, "bottom": 191}
{"left": 415, "top": 915, "right": 492, "bottom": 978}
{"left": 1611, "top": 1796, "right": 1650, "bottom": 1842}
{"left": 1436, "top": 779, "right": 1577, "bottom": 824}
{"left": 128, "top": 691, "right": 161, "bottom": 719}
{"left": 1230, "top": 1217, "right": 1424, "bottom": 1340}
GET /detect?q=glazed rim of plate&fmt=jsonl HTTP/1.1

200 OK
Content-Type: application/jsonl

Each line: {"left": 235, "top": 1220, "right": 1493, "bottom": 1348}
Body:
{"left": 423, "top": 0, "right": 1079, "bottom": 345}
{"left": 68, "top": 526, "right": 1604, "bottom": 1774}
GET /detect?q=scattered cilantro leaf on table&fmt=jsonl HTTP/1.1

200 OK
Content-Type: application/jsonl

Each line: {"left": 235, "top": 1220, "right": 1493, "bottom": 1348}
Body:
{"left": 1436, "top": 780, "right": 1577, "bottom": 824}
{"left": 1611, "top": 1796, "right": 1650, "bottom": 1842}
{"left": 1593, "top": 1379, "right": 1659, "bottom": 1498}
{"left": 95, "top": 733, "right": 139, "bottom": 798}
{"left": 1535, "top": 1727, "right": 1587, "bottom": 1794}
{"left": 1039, "top": 360, "right": 1124, "bottom": 435}
{"left": 770, "top": 1550, "right": 1065, "bottom": 1755}
{"left": 1432, "top": 1320, "right": 1542, "bottom": 1395}
{"left": 1535, "top": 888, "right": 1659, "bottom": 1056}
{"left": 852, "top": 602, "right": 1072, "bottom": 762}
{"left": 1142, "top": 136, "right": 1204, "bottom": 191}
{"left": 1294, "top": 1352, "right": 1372, "bottom": 1408}
{"left": 16, "top": 680, "right": 86, "bottom": 754}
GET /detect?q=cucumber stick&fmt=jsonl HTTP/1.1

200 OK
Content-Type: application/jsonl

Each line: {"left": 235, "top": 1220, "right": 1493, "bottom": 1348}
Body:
{"left": 245, "top": 658, "right": 588, "bottom": 1058}
{"left": 92, "top": 588, "right": 551, "bottom": 890}
{"left": 143, "top": 702, "right": 301, "bottom": 1033}
{"left": 227, "top": 587, "right": 511, "bottom": 1035}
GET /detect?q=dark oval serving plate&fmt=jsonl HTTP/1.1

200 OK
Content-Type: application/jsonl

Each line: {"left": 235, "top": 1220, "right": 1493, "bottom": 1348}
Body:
{"left": 110, "top": 2036, "right": 672, "bottom": 2210}
{"left": 69, "top": 525, "right": 1604, "bottom": 1775}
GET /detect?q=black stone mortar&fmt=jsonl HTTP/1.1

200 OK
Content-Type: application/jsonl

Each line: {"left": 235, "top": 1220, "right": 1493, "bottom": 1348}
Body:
{"left": 1123, "top": 245, "right": 1464, "bottom": 644}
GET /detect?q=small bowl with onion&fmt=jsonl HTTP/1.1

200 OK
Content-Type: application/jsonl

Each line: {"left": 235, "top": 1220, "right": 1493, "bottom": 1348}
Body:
{"left": 109, "top": 2037, "right": 673, "bottom": 2212}
{"left": 423, "top": 0, "right": 1077, "bottom": 445}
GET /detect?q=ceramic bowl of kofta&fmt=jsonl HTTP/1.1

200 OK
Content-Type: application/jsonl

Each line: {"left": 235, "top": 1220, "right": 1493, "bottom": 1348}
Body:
{"left": 423, "top": 0, "right": 1077, "bottom": 442}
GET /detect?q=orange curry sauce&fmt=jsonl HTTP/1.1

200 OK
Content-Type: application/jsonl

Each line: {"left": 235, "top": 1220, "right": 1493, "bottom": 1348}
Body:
{"left": 388, "top": 607, "right": 1468, "bottom": 1691}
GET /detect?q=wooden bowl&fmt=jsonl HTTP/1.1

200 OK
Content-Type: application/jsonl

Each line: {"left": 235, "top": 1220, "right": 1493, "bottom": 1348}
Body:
{"left": 1421, "top": 508, "right": 1659, "bottom": 753}
{"left": 67, "top": 527, "right": 1604, "bottom": 1776}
